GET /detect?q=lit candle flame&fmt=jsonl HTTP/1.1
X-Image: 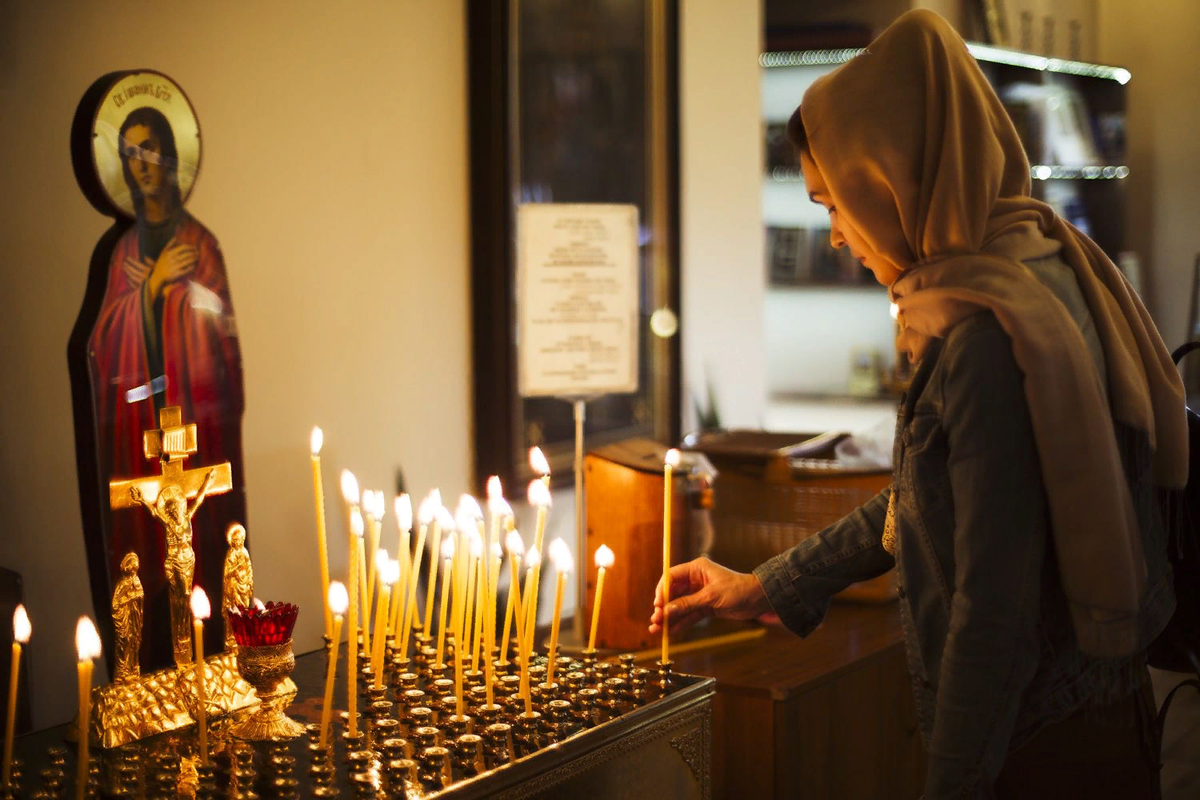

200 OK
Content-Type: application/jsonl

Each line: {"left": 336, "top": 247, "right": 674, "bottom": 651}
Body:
{"left": 492, "top": 497, "right": 513, "bottom": 519}
{"left": 455, "top": 508, "right": 477, "bottom": 537}
{"left": 470, "top": 534, "right": 484, "bottom": 559}
{"left": 310, "top": 426, "right": 323, "bottom": 456}
{"left": 382, "top": 560, "right": 401, "bottom": 586}
{"left": 253, "top": 598, "right": 266, "bottom": 611}
{"left": 350, "top": 509, "right": 365, "bottom": 537}
{"left": 75, "top": 617, "right": 101, "bottom": 661}
{"left": 548, "top": 538, "right": 573, "bottom": 572}
{"left": 328, "top": 581, "right": 349, "bottom": 615}
{"left": 435, "top": 505, "right": 456, "bottom": 532}
{"left": 595, "top": 544, "right": 615, "bottom": 569}
{"left": 529, "top": 447, "right": 550, "bottom": 476}
{"left": 491, "top": 542, "right": 503, "bottom": 560}
{"left": 525, "top": 547, "right": 542, "bottom": 569}
{"left": 12, "top": 605, "right": 30, "bottom": 644}
{"left": 395, "top": 494, "right": 413, "bottom": 531}
{"left": 442, "top": 537, "right": 456, "bottom": 560}
{"left": 374, "top": 548, "right": 389, "bottom": 571}
{"left": 665, "top": 448, "right": 681, "bottom": 468}
{"left": 459, "top": 494, "right": 483, "bottom": 519}
{"left": 505, "top": 530, "right": 525, "bottom": 555}
{"left": 340, "top": 470, "right": 359, "bottom": 505}
{"left": 527, "top": 479, "right": 551, "bottom": 508}
{"left": 190, "top": 587, "right": 211, "bottom": 620}
{"left": 417, "top": 491, "right": 438, "bottom": 527}
{"left": 486, "top": 476, "right": 502, "bottom": 501}
{"left": 371, "top": 490, "right": 385, "bottom": 520}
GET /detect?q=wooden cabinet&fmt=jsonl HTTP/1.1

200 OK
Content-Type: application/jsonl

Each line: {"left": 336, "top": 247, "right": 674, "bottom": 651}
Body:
{"left": 672, "top": 604, "right": 925, "bottom": 799}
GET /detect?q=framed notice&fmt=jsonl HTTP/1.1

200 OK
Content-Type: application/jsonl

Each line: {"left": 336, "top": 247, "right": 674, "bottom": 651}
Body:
{"left": 467, "top": 0, "right": 680, "bottom": 489}
{"left": 517, "top": 203, "right": 640, "bottom": 398}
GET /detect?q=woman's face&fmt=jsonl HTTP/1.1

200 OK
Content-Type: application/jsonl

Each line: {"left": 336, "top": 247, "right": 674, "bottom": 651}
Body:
{"left": 799, "top": 149, "right": 899, "bottom": 286}
{"left": 121, "top": 123, "right": 166, "bottom": 199}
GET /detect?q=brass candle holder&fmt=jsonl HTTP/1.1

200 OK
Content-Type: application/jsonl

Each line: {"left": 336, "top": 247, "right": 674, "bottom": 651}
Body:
{"left": 228, "top": 641, "right": 303, "bottom": 741}
{"left": 482, "top": 722, "right": 514, "bottom": 769}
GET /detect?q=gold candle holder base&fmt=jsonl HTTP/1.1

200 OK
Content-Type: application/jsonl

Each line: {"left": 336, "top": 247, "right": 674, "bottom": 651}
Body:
{"left": 228, "top": 641, "right": 304, "bottom": 741}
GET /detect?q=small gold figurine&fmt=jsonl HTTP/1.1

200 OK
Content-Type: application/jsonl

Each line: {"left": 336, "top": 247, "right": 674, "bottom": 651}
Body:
{"left": 111, "top": 552, "right": 144, "bottom": 682}
{"left": 222, "top": 523, "right": 254, "bottom": 649}
{"left": 131, "top": 469, "right": 218, "bottom": 666}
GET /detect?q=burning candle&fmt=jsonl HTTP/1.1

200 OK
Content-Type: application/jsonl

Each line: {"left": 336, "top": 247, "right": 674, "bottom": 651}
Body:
{"left": 319, "top": 581, "right": 348, "bottom": 749}
{"left": 500, "top": 530, "right": 525, "bottom": 666}
{"left": 371, "top": 551, "right": 394, "bottom": 686}
{"left": 519, "top": 546, "right": 541, "bottom": 708}
{"left": 471, "top": 536, "right": 486, "bottom": 673}
{"left": 340, "top": 470, "right": 363, "bottom": 644}
{"left": 422, "top": 492, "right": 447, "bottom": 635}
{"left": 310, "top": 427, "right": 332, "bottom": 640}
{"left": 545, "top": 539, "right": 572, "bottom": 686}
{"left": 662, "top": 449, "right": 680, "bottom": 665}
{"left": 74, "top": 617, "right": 101, "bottom": 800}
{"left": 401, "top": 494, "right": 433, "bottom": 656}
{"left": 588, "top": 544, "right": 615, "bottom": 652}
{"left": 524, "top": 479, "right": 552, "bottom": 651}
{"left": 190, "top": 587, "right": 211, "bottom": 764}
{"left": 485, "top": 541, "right": 502, "bottom": 708}
{"left": 363, "top": 490, "right": 384, "bottom": 626}
{"left": 459, "top": 528, "right": 481, "bottom": 660}
{"left": 530, "top": 446, "right": 551, "bottom": 488}
{"left": 3, "top": 606, "right": 30, "bottom": 789}
{"left": 435, "top": 537, "right": 456, "bottom": 667}
{"left": 389, "top": 495, "right": 413, "bottom": 637}
{"left": 347, "top": 507, "right": 364, "bottom": 737}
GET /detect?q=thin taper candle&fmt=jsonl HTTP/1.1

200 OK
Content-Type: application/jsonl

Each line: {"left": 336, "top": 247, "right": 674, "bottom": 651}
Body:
{"left": 319, "top": 582, "right": 348, "bottom": 749}
{"left": 423, "top": 504, "right": 446, "bottom": 635}
{"left": 190, "top": 587, "right": 210, "bottom": 765}
{"left": 471, "top": 545, "right": 486, "bottom": 672}
{"left": 311, "top": 428, "right": 332, "bottom": 640}
{"left": 75, "top": 616, "right": 100, "bottom": 800}
{"left": 501, "top": 530, "right": 526, "bottom": 666}
{"left": 524, "top": 479, "right": 552, "bottom": 654}
{"left": 662, "top": 449, "right": 679, "bottom": 664}
{"left": 400, "top": 517, "right": 427, "bottom": 656}
{"left": 346, "top": 508, "right": 363, "bottom": 737}
{"left": 588, "top": 545, "right": 615, "bottom": 652}
{"left": 4, "top": 606, "right": 29, "bottom": 789}
{"left": 435, "top": 538, "right": 455, "bottom": 666}
{"left": 519, "top": 548, "right": 541, "bottom": 705}
{"left": 357, "top": 525, "right": 371, "bottom": 656}
{"left": 371, "top": 555, "right": 394, "bottom": 687}
{"left": 546, "top": 541, "right": 571, "bottom": 686}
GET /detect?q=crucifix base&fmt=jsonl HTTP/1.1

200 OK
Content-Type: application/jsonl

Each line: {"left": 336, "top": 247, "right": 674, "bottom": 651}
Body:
{"left": 79, "top": 651, "right": 297, "bottom": 749}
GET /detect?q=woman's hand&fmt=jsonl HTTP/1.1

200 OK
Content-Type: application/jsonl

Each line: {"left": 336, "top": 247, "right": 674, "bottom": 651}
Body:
{"left": 649, "top": 556, "right": 779, "bottom": 636}
{"left": 146, "top": 240, "right": 198, "bottom": 299}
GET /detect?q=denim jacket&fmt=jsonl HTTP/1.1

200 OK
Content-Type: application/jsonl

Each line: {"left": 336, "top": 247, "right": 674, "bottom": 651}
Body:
{"left": 754, "top": 275, "right": 1174, "bottom": 798}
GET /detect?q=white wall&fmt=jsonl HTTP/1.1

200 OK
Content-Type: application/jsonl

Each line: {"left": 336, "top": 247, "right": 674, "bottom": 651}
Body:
{"left": 680, "top": 0, "right": 768, "bottom": 429}
{"left": 0, "top": 0, "right": 472, "bottom": 729}
{"left": 1097, "top": 0, "right": 1200, "bottom": 345}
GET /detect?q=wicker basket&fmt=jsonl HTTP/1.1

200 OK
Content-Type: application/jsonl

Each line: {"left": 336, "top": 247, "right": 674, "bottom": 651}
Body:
{"left": 684, "top": 430, "right": 897, "bottom": 602}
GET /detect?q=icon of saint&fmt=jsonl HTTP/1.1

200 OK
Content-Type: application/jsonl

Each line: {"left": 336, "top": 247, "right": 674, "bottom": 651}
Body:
{"left": 222, "top": 523, "right": 254, "bottom": 648}
{"left": 112, "top": 551, "right": 144, "bottom": 681}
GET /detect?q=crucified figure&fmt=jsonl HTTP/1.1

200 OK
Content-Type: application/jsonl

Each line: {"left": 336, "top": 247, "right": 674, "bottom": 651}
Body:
{"left": 131, "top": 469, "right": 218, "bottom": 666}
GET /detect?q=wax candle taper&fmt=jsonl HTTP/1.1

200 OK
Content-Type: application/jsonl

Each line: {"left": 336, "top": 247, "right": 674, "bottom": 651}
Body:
{"left": 346, "top": 506, "right": 363, "bottom": 737}
{"left": 190, "top": 587, "right": 211, "bottom": 764}
{"left": 422, "top": 494, "right": 447, "bottom": 635}
{"left": 662, "top": 449, "right": 680, "bottom": 664}
{"left": 310, "top": 427, "right": 332, "bottom": 640}
{"left": 588, "top": 544, "right": 615, "bottom": 651}
{"left": 435, "top": 537, "right": 455, "bottom": 667}
{"left": 401, "top": 494, "right": 433, "bottom": 656}
{"left": 485, "top": 542, "right": 502, "bottom": 708}
{"left": 319, "top": 582, "right": 348, "bottom": 749}
{"left": 524, "top": 479, "right": 552, "bottom": 652}
{"left": 74, "top": 617, "right": 101, "bottom": 800}
{"left": 389, "top": 495, "right": 412, "bottom": 637}
{"left": 363, "top": 490, "right": 383, "bottom": 626}
{"left": 545, "top": 539, "right": 572, "bottom": 686}
{"left": 340, "top": 470, "right": 362, "bottom": 644}
{"left": 519, "top": 546, "right": 541, "bottom": 707}
{"left": 501, "top": 530, "right": 525, "bottom": 666}
{"left": 3, "top": 606, "right": 30, "bottom": 789}
{"left": 371, "top": 553, "right": 396, "bottom": 686}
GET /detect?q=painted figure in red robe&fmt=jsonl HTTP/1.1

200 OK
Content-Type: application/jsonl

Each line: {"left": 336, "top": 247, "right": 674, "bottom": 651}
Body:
{"left": 87, "top": 105, "right": 246, "bottom": 669}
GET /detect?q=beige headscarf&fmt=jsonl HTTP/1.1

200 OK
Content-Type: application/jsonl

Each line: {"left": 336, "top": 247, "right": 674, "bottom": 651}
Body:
{"left": 801, "top": 9, "right": 1187, "bottom": 657}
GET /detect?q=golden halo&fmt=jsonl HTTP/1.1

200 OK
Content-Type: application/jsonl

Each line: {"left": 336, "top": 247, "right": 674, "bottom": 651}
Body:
{"left": 91, "top": 71, "right": 201, "bottom": 219}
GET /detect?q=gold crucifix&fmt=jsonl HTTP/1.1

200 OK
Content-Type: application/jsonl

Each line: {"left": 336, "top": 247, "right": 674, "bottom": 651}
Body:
{"left": 110, "top": 406, "right": 233, "bottom": 666}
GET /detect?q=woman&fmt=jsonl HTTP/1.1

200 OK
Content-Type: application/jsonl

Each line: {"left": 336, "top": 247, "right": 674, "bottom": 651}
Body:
{"left": 651, "top": 10, "right": 1186, "bottom": 798}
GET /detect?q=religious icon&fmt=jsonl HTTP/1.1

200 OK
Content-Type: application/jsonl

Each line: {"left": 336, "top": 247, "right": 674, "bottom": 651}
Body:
{"left": 70, "top": 70, "right": 247, "bottom": 672}
{"left": 130, "top": 468, "right": 219, "bottom": 666}
{"left": 111, "top": 552, "right": 144, "bottom": 683}
{"left": 222, "top": 523, "right": 254, "bottom": 649}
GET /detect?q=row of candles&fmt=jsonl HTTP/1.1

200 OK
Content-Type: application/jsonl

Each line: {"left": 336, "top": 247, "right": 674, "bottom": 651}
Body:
{"left": 0, "top": 435, "right": 681, "bottom": 796}
{"left": 309, "top": 432, "right": 634, "bottom": 750}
